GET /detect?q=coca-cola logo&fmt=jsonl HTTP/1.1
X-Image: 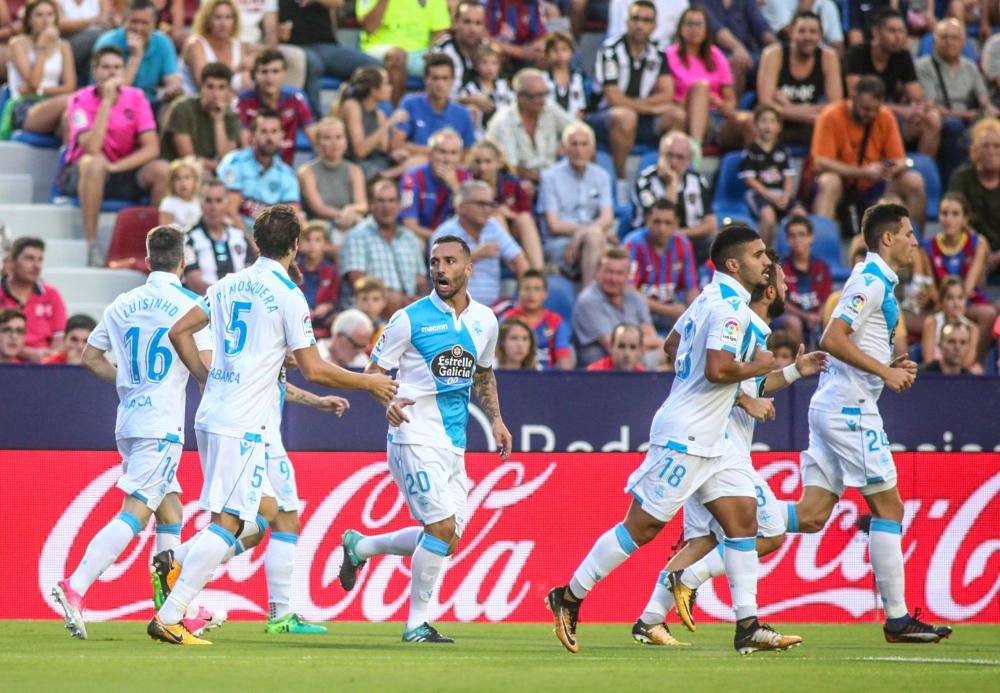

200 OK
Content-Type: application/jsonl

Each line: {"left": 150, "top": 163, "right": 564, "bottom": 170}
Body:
{"left": 430, "top": 346, "right": 475, "bottom": 386}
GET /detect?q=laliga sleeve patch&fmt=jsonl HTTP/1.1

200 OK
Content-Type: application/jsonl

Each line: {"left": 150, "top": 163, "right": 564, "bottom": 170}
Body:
{"left": 843, "top": 293, "right": 866, "bottom": 318}
{"left": 720, "top": 318, "right": 741, "bottom": 349}
{"left": 302, "top": 313, "right": 314, "bottom": 340}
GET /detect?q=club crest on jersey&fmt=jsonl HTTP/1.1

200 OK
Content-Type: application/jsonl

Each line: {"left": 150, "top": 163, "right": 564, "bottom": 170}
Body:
{"left": 431, "top": 345, "right": 475, "bottom": 385}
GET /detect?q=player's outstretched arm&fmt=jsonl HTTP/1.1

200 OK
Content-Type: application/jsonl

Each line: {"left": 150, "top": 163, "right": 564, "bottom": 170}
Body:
{"left": 762, "top": 344, "right": 829, "bottom": 394}
{"left": 472, "top": 366, "right": 512, "bottom": 461}
{"left": 81, "top": 344, "right": 117, "bottom": 384}
{"left": 285, "top": 382, "right": 350, "bottom": 416}
{"left": 820, "top": 318, "right": 914, "bottom": 393}
{"left": 169, "top": 305, "right": 211, "bottom": 384}
{"left": 294, "top": 344, "right": 398, "bottom": 405}
{"left": 704, "top": 346, "right": 775, "bottom": 384}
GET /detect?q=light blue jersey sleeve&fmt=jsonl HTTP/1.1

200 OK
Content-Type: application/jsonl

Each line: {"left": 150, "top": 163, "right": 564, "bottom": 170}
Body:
{"left": 371, "top": 309, "right": 412, "bottom": 370}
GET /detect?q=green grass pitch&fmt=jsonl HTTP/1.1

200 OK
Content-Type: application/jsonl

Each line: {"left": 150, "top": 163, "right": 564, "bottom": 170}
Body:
{"left": 4, "top": 621, "right": 998, "bottom": 692}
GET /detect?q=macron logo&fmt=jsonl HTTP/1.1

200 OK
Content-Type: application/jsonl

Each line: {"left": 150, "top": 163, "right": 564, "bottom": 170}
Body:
{"left": 420, "top": 324, "right": 449, "bottom": 334}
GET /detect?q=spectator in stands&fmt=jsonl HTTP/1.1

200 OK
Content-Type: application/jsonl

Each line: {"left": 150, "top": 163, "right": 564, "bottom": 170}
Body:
{"left": 568, "top": 0, "right": 610, "bottom": 40}
{"left": 921, "top": 276, "right": 982, "bottom": 372}
{"left": 94, "top": 0, "right": 182, "bottom": 105}
{"left": 298, "top": 116, "right": 368, "bottom": 243}
{"left": 632, "top": 130, "right": 717, "bottom": 259}
{"left": 337, "top": 66, "right": 410, "bottom": 182}
{"left": 180, "top": 0, "right": 252, "bottom": 97}
{"left": 297, "top": 219, "right": 340, "bottom": 337}
{"left": 233, "top": 0, "right": 307, "bottom": 91}
{"left": 767, "top": 328, "right": 798, "bottom": 368}
{"left": 459, "top": 43, "right": 515, "bottom": 138}
{"left": 432, "top": 0, "right": 488, "bottom": 94}
{"left": 41, "top": 313, "right": 95, "bottom": 364}
{"left": 920, "top": 320, "right": 977, "bottom": 374}
{"left": 322, "top": 307, "right": 373, "bottom": 368}
{"left": 948, "top": 118, "right": 1000, "bottom": 275}
{"left": 846, "top": 0, "right": 907, "bottom": 46}
{"left": 543, "top": 31, "right": 587, "bottom": 120}
{"left": 357, "top": 0, "right": 452, "bottom": 106}
{"left": 924, "top": 192, "right": 997, "bottom": 361}
{"left": 467, "top": 139, "right": 543, "bottom": 270}
{"left": 665, "top": 6, "right": 754, "bottom": 150}
{"left": 238, "top": 49, "right": 315, "bottom": 167}
{"left": 760, "top": 0, "right": 844, "bottom": 53}
{"left": 538, "top": 122, "right": 614, "bottom": 287}
{"left": 399, "top": 127, "right": 470, "bottom": 240}
{"left": 431, "top": 180, "right": 528, "bottom": 306}
{"left": 756, "top": 10, "right": 843, "bottom": 147}
{"left": 64, "top": 46, "right": 169, "bottom": 266}
{"left": 182, "top": 178, "right": 249, "bottom": 294}
{"left": 395, "top": 52, "right": 476, "bottom": 156}
{"left": 778, "top": 214, "right": 832, "bottom": 347}
{"left": 353, "top": 275, "right": 387, "bottom": 333}
{"left": 502, "top": 269, "right": 573, "bottom": 369}
{"left": 158, "top": 0, "right": 189, "bottom": 49}
{"left": 57, "top": 0, "right": 116, "bottom": 85}
{"left": 586, "top": 322, "right": 646, "bottom": 371}
{"left": 6, "top": 0, "right": 77, "bottom": 138}
{"left": 486, "top": 68, "right": 576, "bottom": 187}
{"left": 982, "top": 31, "right": 1000, "bottom": 104}
{"left": 740, "top": 104, "right": 798, "bottom": 246}
{"left": 341, "top": 179, "right": 427, "bottom": 313}
{"left": 495, "top": 316, "right": 538, "bottom": 369}
{"left": 844, "top": 8, "right": 942, "bottom": 161}
{"left": 485, "top": 0, "right": 546, "bottom": 70}
{"left": 811, "top": 76, "right": 927, "bottom": 231}
{"left": 590, "top": 0, "right": 677, "bottom": 202}
{"left": 0, "top": 237, "right": 66, "bottom": 362}
{"left": 0, "top": 308, "right": 27, "bottom": 364}
{"left": 159, "top": 62, "right": 240, "bottom": 172}
{"left": 917, "top": 18, "right": 998, "bottom": 186}
{"left": 218, "top": 108, "right": 301, "bottom": 231}
{"left": 158, "top": 157, "right": 202, "bottom": 229}
{"left": 572, "top": 247, "right": 660, "bottom": 368}
{"left": 605, "top": 0, "right": 686, "bottom": 45}
{"left": 698, "top": 0, "right": 777, "bottom": 97}
{"left": 623, "top": 198, "right": 700, "bottom": 333}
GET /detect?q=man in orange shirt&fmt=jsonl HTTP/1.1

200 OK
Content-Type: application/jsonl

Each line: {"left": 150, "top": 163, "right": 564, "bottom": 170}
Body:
{"left": 810, "top": 75, "right": 925, "bottom": 230}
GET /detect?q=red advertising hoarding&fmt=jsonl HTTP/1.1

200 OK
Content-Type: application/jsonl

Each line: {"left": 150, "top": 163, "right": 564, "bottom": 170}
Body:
{"left": 3, "top": 451, "right": 998, "bottom": 623}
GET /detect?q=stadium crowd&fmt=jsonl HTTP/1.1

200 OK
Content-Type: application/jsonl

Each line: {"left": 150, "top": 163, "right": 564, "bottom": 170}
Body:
{"left": 1, "top": 0, "right": 1000, "bottom": 374}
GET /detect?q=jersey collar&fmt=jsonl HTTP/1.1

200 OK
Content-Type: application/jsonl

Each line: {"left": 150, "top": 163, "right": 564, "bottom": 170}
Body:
{"left": 430, "top": 288, "right": 474, "bottom": 317}
{"left": 255, "top": 256, "right": 289, "bottom": 278}
{"left": 147, "top": 271, "right": 182, "bottom": 287}
{"left": 864, "top": 252, "right": 899, "bottom": 286}
{"left": 712, "top": 271, "right": 752, "bottom": 303}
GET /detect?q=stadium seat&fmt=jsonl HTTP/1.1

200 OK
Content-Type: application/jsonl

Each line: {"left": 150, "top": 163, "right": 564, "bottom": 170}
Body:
{"left": 907, "top": 152, "right": 941, "bottom": 220}
{"left": 320, "top": 76, "right": 343, "bottom": 91}
{"left": 739, "top": 90, "right": 757, "bottom": 110}
{"left": 296, "top": 129, "right": 313, "bottom": 152}
{"left": 637, "top": 148, "right": 658, "bottom": 172}
{"left": 776, "top": 214, "right": 850, "bottom": 281}
{"left": 543, "top": 273, "right": 576, "bottom": 322}
{"left": 11, "top": 130, "right": 60, "bottom": 149}
{"left": 106, "top": 207, "right": 159, "bottom": 272}
{"left": 712, "top": 151, "right": 752, "bottom": 220}
{"left": 917, "top": 32, "right": 977, "bottom": 60}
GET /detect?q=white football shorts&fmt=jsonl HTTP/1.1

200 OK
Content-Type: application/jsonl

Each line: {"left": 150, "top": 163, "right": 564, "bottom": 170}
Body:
{"left": 196, "top": 429, "right": 267, "bottom": 521}
{"left": 800, "top": 406, "right": 898, "bottom": 497}
{"left": 387, "top": 441, "right": 469, "bottom": 536}
{"left": 116, "top": 437, "right": 183, "bottom": 510}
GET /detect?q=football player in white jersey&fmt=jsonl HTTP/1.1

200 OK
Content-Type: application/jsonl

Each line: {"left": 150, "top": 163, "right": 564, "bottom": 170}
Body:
{"left": 338, "top": 235, "right": 513, "bottom": 644}
{"left": 547, "top": 224, "right": 792, "bottom": 655}
{"left": 784, "top": 203, "right": 952, "bottom": 643}
{"left": 52, "top": 226, "right": 220, "bottom": 640}
{"left": 634, "top": 252, "right": 826, "bottom": 647}
{"left": 147, "top": 205, "right": 397, "bottom": 645}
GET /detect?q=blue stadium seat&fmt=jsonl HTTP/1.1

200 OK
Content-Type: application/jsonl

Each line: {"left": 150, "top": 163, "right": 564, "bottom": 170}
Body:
{"left": 296, "top": 128, "right": 313, "bottom": 152}
{"left": 319, "top": 76, "right": 342, "bottom": 91}
{"left": 593, "top": 149, "right": 633, "bottom": 238}
{"left": 918, "top": 32, "right": 977, "bottom": 60}
{"left": 543, "top": 273, "right": 576, "bottom": 322}
{"left": 776, "top": 214, "right": 850, "bottom": 281}
{"left": 907, "top": 152, "right": 941, "bottom": 220}
{"left": 712, "top": 151, "right": 752, "bottom": 219}
{"left": 637, "top": 148, "right": 658, "bottom": 172}
{"left": 11, "top": 130, "right": 60, "bottom": 148}
{"left": 739, "top": 90, "right": 757, "bottom": 111}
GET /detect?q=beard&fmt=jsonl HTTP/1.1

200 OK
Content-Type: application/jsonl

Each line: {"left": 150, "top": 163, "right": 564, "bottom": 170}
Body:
{"left": 767, "top": 295, "right": 786, "bottom": 320}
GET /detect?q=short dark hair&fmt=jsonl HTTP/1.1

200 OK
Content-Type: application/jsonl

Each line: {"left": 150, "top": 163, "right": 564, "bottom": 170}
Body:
{"left": 785, "top": 214, "right": 813, "bottom": 235}
{"left": 791, "top": 10, "right": 821, "bottom": 27}
{"left": 709, "top": 223, "right": 761, "bottom": 269}
{"left": 146, "top": 225, "right": 186, "bottom": 271}
{"left": 544, "top": 31, "right": 575, "bottom": 54}
{"left": 254, "top": 205, "right": 301, "bottom": 259}
{"left": 9, "top": 236, "right": 44, "bottom": 261}
{"left": 66, "top": 313, "right": 97, "bottom": 334}
{"left": 254, "top": 49, "right": 286, "bottom": 72}
{"left": 0, "top": 307, "right": 26, "bottom": 326}
{"left": 855, "top": 75, "right": 886, "bottom": 101}
{"left": 431, "top": 234, "right": 472, "bottom": 259}
{"left": 647, "top": 198, "right": 676, "bottom": 215}
{"left": 127, "top": 0, "right": 156, "bottom": 15}
{"left": 252, "top": 107, "right": 281, "bottom": 130}
{"left": 424, "top": 52, "right": 455, "bottom": 77}
{"left": 601, "top": 246, "right": 631, "bottom": 264}
{"left": 753, "top": 103, "right": 781, "bottom": 123}
{"left": 518, "top": 268, "right": 547, "bottom": 288}
{"left": 751, "top": 249, "right": 781, "bottom": 303}
{"left": 767, "top": 328, "right": 798, "bottom": 354}
{"left": 861, "top": 202, "right": 909, "bottom": 251}
{"left": 92, "top": 45, "right": 124, "bottom": 69}
{"left": 631, "top": 0, "right": 657, "bottom": 16}
{"left": 202, "top": 176, "right": 226, "bottom": 192}
{"left": 873, "top": 7, "right": 904, "bottom": 28}
{"left": 201, "top": 61, "right": 233, "bottom": 85}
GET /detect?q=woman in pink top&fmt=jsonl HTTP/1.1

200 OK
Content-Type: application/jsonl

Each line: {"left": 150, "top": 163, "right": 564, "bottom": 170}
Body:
{"left": 665, "top": 6, "right": 752, "bottom": 150}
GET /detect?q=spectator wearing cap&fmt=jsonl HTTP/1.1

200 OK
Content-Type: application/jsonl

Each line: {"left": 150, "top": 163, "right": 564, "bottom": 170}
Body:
{"left": 0, "top": 237, "right": 66, "bottom": 363}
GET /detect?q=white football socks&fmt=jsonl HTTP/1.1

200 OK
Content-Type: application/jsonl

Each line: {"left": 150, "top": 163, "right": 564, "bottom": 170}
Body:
{"left": 266, "top": 533, "right": 297, "bottom": 621}
{"left": 356, "top": 526, "right": 423, "bottom": 559}
{"left": 870, "top": 519, "right": 908, "bottom": 619}
{"left": 639, "top": 570, "right": 677, "bottom": 625}
{"left": 69, "top": 511, "right": 141, "bottom": 595}
{"left": 407, "top": 533, "right": 449, "bottom": 631}
{"left": 569, "top": 523, "right": 637, "bottom": 600}
{"left": 682, "top": 544, "right": 726, "bottom": 589}
{"left": 155, "top": 522, "right": 181, "bottom": 553}
{"left": 723, "top": 537, "right": 758, "bottom": 621}
{"left": 158, "top": 525, "right": 234, "bottom": 625}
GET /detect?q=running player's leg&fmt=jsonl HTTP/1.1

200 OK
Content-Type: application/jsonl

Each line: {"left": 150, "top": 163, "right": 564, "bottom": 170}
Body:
{"left": 788, "top": 407, "right": 846, "bottom": 534}
{"left": 154, "top": 494, "right": 183, "bottom": 552}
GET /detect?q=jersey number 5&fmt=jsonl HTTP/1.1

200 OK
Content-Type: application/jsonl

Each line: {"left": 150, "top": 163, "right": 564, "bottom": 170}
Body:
{"left": 225, "top": 301, "right": 252, "bottom": 355}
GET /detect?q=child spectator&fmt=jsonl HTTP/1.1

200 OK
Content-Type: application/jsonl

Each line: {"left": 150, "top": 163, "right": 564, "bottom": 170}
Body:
{"left": 159, "top": 157, "right": 203, "bottom": 229}
{"left": 543, "top": 32, "right": 587, "bottom": 120}
{"left": 0, "top": 308, "right": 27, "bottom": 364}
{"left": 495, "top": 316, "right": 538, "bottom": 369}
{"left": 296, "top": 220, "right": 340, "bottom": 337}
{"left": 459, "top": 43, "right": 515, "bottom": 138}
{"left": 921, "top": 275, "right": 982, "bottom": 373}
{"left": 41, "top": 313, "right": 96, "bottom": 364}
{"left": 739, "top": 104, "right": 797, "bottom": 246}
{"left": 779, "top": 214, "right": 832, "bottom": 347}
{"left": 353, "top": 275, "right": 388, "bottom": 330}
{"left": 767, "top": 328, "right": 799, "bottom": 368}
{"left": 502, "top": 269, "right": 573, "bottom": 369}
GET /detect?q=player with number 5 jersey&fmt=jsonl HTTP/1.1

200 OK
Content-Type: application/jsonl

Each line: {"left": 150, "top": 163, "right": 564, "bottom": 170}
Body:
{"left": 147, "top": 205, "right": 397, "bottom": 645}
{"left": 53, "top": 226, "right": 216, "bottom": 641}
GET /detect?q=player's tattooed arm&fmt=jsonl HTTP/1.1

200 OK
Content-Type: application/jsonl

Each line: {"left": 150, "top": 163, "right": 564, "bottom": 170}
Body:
{"left": 285, "top": 383, "right": 350, "bottom": 415}
{"left": 472, "top": 366, "right": 501, "bottom": 422}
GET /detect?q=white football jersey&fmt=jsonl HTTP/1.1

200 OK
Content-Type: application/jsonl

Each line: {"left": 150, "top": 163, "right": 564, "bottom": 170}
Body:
{"left": 88, "top": 271, "right": 211, "bottom": 442}
{"left": 266, "top": 367, "right": 288, "bottom": 456}
{"left": 726, "top": 310, "right": 772, "bottom": 456}
{"left": 649, "top": 272, "right": 756, "bottom": 458}
{"left": 195, "top": 257, "right": 315, "bottom": 440}
{"left": 810, "top": 253, "right": 899, "bottom": 415}
{"left": 371, "top": 291, "right": 498, "bottom": 453}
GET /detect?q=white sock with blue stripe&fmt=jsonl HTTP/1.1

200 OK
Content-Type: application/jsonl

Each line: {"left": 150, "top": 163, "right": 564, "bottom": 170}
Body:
{"left": 640, "top": 570, "right": 677, "bottom": 625}
{"left": 783, "top": 502, "right": 800, "bottom": 533}
{"left": 68, "top": 511, "right": 142, "bottom": 595}
{"left": 870, "top": 518, "right": 908, "bottom": 620}
{"left": 407, "top": 533, "right": 449, "bottom": 631}
{"left": 266, "top": 532, "right": 298, "bottom": 620}
{"left": 156, "top": 522, "right": 182, "bottom": 553}
{"left": 681, "top": 544, "right": 726, "bottom": 589}
{"left": 356, "top": 526, "right": 423, "bottom": 559}
{"left": 158, "top": 525, "right": 235, "bottom": 625}
{"left": 723, "top": 537, "right": 758, "bottom": 621}
{"left": 569, "top": 523, "right": 637, "bottom": 600}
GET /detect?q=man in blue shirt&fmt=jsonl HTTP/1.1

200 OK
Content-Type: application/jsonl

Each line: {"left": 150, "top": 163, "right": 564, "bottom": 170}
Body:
{"left": 95, "top": 0, "right": 182, "bottom": 104}
{"left": 431, "top": 180, "right": 528, "bottom": 306}
{"left": 394, "top": 52, "right": 476, "bottom": 156}
{"left": 217, "top": 109, "right": 301, "bottom": 232}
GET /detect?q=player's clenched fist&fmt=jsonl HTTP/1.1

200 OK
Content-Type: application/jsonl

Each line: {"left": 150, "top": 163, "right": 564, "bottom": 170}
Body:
{"left": 366, "top": 373, "right": 399, "bottom": 405}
